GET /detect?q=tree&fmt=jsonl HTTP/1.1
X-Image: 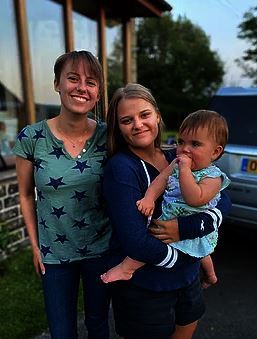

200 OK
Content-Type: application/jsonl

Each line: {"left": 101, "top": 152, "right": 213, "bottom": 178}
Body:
{"left": 107, "top": 32, "right": 123, "bottom": 101}
{"left": 136, "top": 15, "right": 224, "bottom": 129}
{"left": 236, "top": 6, "right": 257, "bottom": 85}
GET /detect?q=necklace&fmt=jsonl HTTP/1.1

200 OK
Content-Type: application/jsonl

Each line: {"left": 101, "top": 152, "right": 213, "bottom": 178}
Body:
{"left": 57, "top": 126, "right": 88, "bottom": 148}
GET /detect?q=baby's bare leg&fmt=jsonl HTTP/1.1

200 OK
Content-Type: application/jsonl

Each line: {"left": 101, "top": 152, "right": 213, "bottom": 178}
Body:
{"left": 100, "top": 257, "right": 145, "bottom": 283}
{"left": 201, "top": 255, "right": 217, "bottom": 289}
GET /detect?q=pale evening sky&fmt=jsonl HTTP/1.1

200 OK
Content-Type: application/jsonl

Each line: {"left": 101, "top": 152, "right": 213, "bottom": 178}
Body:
{"left": 168, "top": 0, "right": 256, "bottom": 87}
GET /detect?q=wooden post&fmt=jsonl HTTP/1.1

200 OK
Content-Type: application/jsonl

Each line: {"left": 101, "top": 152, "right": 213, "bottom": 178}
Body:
{"left": 13, "top": 0, "right": 35, "bottom": 127}
{"left": 97, "top": 2, "right": 108, "bottom": 119}
{"left": 63, "top": 0, "right": 74, "bottom": 52}
{"left": 122, "top": 18, "right": 132, "bottom": 84}
{"left": 131, "top": 18, "right": 137, "bottom": 83}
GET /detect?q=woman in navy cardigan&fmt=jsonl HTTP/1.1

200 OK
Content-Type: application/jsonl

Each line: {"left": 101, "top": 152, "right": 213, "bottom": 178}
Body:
{"left": 103, "top": 83, "right": 231, "bottom": 339}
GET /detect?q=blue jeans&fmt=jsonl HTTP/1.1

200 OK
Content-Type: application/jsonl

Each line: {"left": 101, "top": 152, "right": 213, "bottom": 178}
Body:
{"left": 41, "top": 256, "right": 112, "bottom": 339}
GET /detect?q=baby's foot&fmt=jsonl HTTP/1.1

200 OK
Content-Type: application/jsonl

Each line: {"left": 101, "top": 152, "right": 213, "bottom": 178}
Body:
{"left": 201, "top": 274, "right": 218, "bottom": 289}
{"left": 100, "top": 265, "right": 133, "bottom": 284}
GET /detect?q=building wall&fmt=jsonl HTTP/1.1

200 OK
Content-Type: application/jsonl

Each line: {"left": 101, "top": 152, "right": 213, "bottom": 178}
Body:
{"left": 0, "top": 170, "right": 27, "bottom": 257}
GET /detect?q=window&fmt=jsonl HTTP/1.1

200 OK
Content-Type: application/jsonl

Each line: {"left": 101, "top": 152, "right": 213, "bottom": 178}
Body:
{"left": 0, "top": 0, "right": 23, "bottom": 167}
{"left": 26, "top": 0, "right": 65, "bottom": 120}
{"left": 73, "top": 11, "right": 97, "bottom": 54}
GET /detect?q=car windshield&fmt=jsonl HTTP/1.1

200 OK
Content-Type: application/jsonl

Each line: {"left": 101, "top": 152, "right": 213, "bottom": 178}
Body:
{"left": 208, "top": 95, "right": 257, "bottom": 146}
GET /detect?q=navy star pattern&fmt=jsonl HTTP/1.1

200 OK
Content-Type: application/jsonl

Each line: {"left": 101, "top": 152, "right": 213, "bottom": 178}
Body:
{"left": 72, "top": 218, "right": 89, "bottom": 230}
{"left": 71, "top": 190, "right": 87, "bottom": 202}
{"left": 39, "top": 217, "right": 48, "bottom": 229}
{"left": 17, "top": 128, "right": 28, "bottom": 141}
{"left": 34, "top": 159, "right": 44, "bottom": 172}
{"left": 72, "top": 160, "right": 90, "bottom": 173}
{"left": 94, "top": 144, "right": 106, "bottom": 153}
{"left": 49, "top": 146, "right": 65, "bottom": 159}
{"left": 25, "top": 152, "right": 34, "bottom": 162}
{"left": 54, "top": 234, "right": 69, "bottom": 244}
{"left": 41, "top": 245, "right": 53, "bottom": 257}
{"left": 46, "top": 177, "right": 66, "bottom": 190}
{"left": 33, "top": 129, "right": 46, "bottom": 140}
{"left": 97, "top": 157, "right": 106, "bottom": 168}
{"left": 15, "top": 121, "right": 109, "bottom": 263}
{"left": 51, "top": 206, "right": 67, "bottom": 219}
{"left": 37, "top": 190, "right": 45, "bottom": 201}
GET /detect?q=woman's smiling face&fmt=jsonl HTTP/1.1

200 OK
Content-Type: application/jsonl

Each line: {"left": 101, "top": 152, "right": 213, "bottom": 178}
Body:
{"left": 117, "top": 97, "right": 160, "bottom": 151}
{"left": 54, "top": 60, "right": 100, "bottom": 116}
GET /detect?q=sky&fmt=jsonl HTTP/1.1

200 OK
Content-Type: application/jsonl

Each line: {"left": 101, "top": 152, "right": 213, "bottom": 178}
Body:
{"left": 167, "top": 0, "right": 256, "bottom": 87}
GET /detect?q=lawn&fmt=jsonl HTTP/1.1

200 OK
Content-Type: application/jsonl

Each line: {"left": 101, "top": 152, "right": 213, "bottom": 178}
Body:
{"left": 0, "top": 247, "right": 85, "bottom": 339}
{"left": 0, "top": 247, "right": 47, "bottom": 339}
{"left": 162, "top": 130, "right": 177, "bottom": 144}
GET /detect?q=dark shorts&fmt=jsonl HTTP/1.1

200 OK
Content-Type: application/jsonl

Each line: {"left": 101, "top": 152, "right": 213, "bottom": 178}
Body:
{"left": 111, "top": 278, "right": 205, "bottom": 339}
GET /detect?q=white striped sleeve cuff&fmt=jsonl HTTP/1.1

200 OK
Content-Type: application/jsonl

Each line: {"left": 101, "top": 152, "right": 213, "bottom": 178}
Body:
{"left": 205, "top": 208, "right": 223, "bottom": 231}
{"left": 156, "top": 245, "right": 178, "bottom": 268}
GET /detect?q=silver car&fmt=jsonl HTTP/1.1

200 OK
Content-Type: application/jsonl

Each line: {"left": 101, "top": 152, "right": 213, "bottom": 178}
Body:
{"left": 209, "top": 87, "right": 257, "bottom": 229}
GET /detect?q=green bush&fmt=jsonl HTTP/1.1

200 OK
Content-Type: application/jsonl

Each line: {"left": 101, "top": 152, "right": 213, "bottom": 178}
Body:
{"left": 162, "top": 130, "right": 177, "bottom": 143}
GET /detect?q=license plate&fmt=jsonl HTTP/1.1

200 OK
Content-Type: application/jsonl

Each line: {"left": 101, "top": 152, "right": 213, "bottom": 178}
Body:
{"left": 241, "top": 158, "right": 257, "bottom": 173}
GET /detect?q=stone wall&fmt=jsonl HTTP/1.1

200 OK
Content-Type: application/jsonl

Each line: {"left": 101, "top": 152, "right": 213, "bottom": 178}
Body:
{"left": 0, "top": 169, "right": 28, "bottom": 257}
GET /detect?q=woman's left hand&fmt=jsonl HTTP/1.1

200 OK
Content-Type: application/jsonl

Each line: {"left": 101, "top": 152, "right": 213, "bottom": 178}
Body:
{"left": 149, "top": 218, "right": 180, "bottom": 243}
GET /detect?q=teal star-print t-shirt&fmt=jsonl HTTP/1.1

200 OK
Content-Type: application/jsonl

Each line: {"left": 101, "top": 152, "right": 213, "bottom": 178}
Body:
{"left": 13, "top": 119, "right": 112, "bottom": 264}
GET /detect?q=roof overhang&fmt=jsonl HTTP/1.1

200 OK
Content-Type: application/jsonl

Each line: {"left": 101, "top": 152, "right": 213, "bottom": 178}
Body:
{"left": 53, "top": 0, "right": 172, "bottom": 20}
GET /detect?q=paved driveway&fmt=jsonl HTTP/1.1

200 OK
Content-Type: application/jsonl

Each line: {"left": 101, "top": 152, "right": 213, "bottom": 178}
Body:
{"left": 194, "top": 224, "right": 257, "bottom": 339}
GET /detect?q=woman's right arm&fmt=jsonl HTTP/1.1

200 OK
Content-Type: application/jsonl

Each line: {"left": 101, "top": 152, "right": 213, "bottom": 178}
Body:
{"left": 16, "top": 156, "right": 45, "bottom": 275}
{"left": 150, "top": 190, "right": 231, "bottom": 242}
{"left": 103, "top": 156, "right": 178, "bottom": 268}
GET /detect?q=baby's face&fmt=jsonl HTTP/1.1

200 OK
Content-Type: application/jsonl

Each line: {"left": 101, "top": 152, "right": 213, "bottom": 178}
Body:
{"left": 176, "top": 127, "right": 223, "bottom": 170}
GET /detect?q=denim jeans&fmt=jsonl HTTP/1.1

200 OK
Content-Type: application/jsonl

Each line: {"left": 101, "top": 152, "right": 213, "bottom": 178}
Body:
{"left": 41, "top": 256, "right": 112, "bottom": 339}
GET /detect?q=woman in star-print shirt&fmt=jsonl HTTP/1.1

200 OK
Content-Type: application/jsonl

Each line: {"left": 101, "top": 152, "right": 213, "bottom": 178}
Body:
{"left": 13, "top": 51, "right": 114, "bottom": 339}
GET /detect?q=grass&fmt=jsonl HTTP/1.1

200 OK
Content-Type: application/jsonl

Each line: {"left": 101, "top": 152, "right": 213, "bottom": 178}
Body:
{"left": 162, "top": 130, "right": 177, "bottom": 143}
{"left": 0, "top": 247, "right": 47, "bottom": 339}
{"left": 0, "top": 247, "right": 84, "bottom": 339}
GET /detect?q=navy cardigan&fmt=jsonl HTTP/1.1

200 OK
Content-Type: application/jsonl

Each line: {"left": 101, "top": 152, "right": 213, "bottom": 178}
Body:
{"left": 103, "top": 149, "right": 231, "bottom": 291}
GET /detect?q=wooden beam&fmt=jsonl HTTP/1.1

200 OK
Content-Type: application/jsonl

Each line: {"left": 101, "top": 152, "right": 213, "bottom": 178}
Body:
{"left": 136, "top": 0, "right": 162, "bottom": 17}
{"left": 14, "top": 0, "right": 35, "bottom": 127}
{"left": 97, "top": 3, "right": 108, "bottom": 119}
{"left": 63, "top": 0, "right": 74, "bottom": 52}
{"left": 122, "top": 18, "right": 132, "bottom": 84}
{"left": 131, "top": 19, "right": 137, "bottom": 82}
